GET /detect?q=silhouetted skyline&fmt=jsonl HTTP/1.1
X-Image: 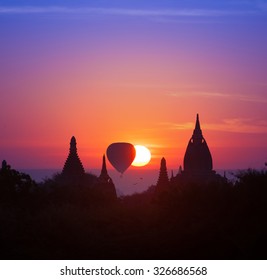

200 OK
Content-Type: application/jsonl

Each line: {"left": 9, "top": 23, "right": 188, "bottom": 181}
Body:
{"left": 1, "top": 0, "right": 267, "bottom": 263}
{"left": 1, "top": 150, "right": 267, "bottom": 259}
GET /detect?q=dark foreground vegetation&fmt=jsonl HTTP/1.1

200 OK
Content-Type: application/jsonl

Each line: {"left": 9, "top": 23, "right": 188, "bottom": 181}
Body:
{"left": 0, "top": 164, "right": 267, "bottom": 260}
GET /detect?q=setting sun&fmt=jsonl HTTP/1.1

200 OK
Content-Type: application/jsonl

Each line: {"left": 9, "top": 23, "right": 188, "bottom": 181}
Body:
{"left": 132, "top": 145, "right": 151, "bottom": 167}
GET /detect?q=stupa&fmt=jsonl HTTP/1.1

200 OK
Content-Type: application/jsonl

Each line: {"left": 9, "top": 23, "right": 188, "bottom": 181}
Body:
{"left": 96, "top": 155, "right": 117, "bottom": 199}
{"left": 175, "top": 114, "right": 224, "bottom": 184}
{"left": 156, "top": 157, "right": 169, "bottom": 191}
{"left": 99, "top": 155, "right": 113, "bottom": 184}
{"left": 183, "top": 114, "right": 213, "bottom": 175}
{"left": 61, "top": 136, "right": 85, "bottom": 182}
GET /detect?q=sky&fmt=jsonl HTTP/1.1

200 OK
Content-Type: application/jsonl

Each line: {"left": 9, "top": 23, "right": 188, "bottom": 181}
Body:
{"left": 0, "top": 0, "right": 267, "bottom": 171}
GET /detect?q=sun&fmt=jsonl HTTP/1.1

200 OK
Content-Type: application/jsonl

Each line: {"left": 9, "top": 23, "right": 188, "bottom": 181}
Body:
{"left": 132, "top": 145, "right": 151, "bottom": 167}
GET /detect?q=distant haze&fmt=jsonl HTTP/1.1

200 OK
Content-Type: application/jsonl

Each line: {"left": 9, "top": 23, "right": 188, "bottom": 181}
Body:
{"left": 20, "top": 168, "right": 238, "bottom": 196}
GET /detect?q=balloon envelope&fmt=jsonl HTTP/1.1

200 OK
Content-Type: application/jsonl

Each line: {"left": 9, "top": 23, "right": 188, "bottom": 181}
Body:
{"left": 106, "top": 142, "right": 136, "bottom": 174}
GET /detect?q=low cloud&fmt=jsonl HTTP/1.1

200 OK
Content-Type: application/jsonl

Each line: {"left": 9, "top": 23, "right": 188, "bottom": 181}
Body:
{"left": 160, "top": 118, "right": 267, "bottom": 134}
{"left": 166, "top": 91, "right": 267, "bottom": 104}
{"left": 0, "top": 6, "right": 257, "bottom": 17}
{"left": 205, "top": 118, "right": 267, "bottom": 133}
{"left": 160, "top": 122, "right": 195, "bottom": 130}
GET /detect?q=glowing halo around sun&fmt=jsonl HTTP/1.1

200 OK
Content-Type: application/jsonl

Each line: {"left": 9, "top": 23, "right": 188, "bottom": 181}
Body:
{"left": 131, "top": 145, "right": 151, "bottom": 167}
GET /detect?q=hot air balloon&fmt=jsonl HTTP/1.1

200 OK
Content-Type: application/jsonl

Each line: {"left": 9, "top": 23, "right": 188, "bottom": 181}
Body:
{"left": 106, "top": 142, "right": 136, "bottom": 175}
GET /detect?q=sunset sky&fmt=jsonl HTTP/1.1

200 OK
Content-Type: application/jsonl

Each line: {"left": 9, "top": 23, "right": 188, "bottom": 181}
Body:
{"left": 1, "top": 0, "right": 267, "bottom": 171}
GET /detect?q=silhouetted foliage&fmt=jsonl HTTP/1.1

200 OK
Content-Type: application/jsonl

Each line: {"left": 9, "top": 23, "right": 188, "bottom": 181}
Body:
{"left": 0, "top": 160, "right": 37, "bottom": 201}
{"left": 1, "top": 165, "right": 267, "bottom": 260}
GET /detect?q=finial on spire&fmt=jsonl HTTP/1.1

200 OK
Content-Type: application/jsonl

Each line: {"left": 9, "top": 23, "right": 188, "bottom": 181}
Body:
{"left": 193, "top": 113, "right": 203, "bottom": 140}
{"left": 101, "top": 154, "right": 108, "bottom": 176}
{"left": 195, "top": 113, "right": 200, "bottom": 130}
{"left": 70, "top": 136, "right": 77, "bottom": 153}
{"left": 70, "top": 136, "right": 76, "bottom": 146}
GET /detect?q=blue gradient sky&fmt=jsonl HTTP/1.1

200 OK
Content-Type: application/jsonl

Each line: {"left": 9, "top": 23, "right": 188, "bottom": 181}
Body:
{"left": 0, "top": 0, "right": 267, "bottom": 170}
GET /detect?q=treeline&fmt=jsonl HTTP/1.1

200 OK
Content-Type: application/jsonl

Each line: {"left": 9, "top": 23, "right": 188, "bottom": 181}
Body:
{"left": 0, "top": 163, "right": 267, "bottom": 259}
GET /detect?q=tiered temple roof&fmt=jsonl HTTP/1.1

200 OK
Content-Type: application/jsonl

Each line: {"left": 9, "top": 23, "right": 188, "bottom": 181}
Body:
{"left": 156, "top": 157, "right": 169, "bottom": 190}
{"left": 61, "top": 136, "right": 85, "bottom": 182}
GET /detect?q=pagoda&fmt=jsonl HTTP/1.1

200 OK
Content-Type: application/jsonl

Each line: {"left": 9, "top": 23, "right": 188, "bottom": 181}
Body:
{"left": 156, "top": 157, "right": 169, "bottom": 191}
{"left": 183, "top": 114, "right": 213, "bottom": 175}
{"left": 61, "top": 136, "right": 85, "bottom": 182}
{"left": 98, "top": 155, "right": 112, "bottom": 183}
{"left": 174, "top": 114, "right": 223, "bottom": 183}
{"left": 95, "top": 155, "right": 117, "bottom": 200}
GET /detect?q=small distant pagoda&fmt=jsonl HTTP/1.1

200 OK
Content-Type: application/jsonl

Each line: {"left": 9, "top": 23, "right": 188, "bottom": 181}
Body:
{"left": 156, "top": 157, "right": 169, "bottom": 191}
{"left": 95, "top": 155, "right": 117, "bottom": 200}
{"left": 98, "top": 155, "right": 112, "bottom": 183}
{"left": 61, "top": 136, "right": 85, "bottom": 183}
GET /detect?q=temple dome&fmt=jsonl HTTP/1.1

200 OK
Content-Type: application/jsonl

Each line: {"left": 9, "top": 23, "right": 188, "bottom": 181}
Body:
{"left": 184, "top": 114, "right": 213, "bottom": 173}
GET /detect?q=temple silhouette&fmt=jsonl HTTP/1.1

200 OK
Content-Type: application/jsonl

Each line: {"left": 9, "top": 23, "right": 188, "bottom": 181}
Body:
{"left": 59, "top": 136, "right": 117, "bottom": 199}
{"left": 61, "top": 136, "right": 85, "bottom": 184}
{"left": 175, "top": 114, "right": 224, "bottom": 184}
{"left": 184, "top": 113, "right": 213, "bottom": 174}
{"left": 156, "top": 157, "right": 169, "bottom": 192}
{"left": 2, "top": 116, "right": 267, "bottom": 260}
{"left": 156, "top": 114, "right": 224, "bottom": 186}
{"left": 60, "top": 114, "right": 223, "bottom": 195}
{"left": 95, "top": 155, "right": 117, "bottom": 200}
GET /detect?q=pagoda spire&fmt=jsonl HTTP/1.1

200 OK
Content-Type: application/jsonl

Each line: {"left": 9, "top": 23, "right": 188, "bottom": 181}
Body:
{"left": 99, "top": 154, "right": 110, "bottom": 182}
{"left": 70, "top": 136, "right": 77, "bottom": 153}
{"left": 195, "top": 113, "right": 200, "bottom": 129}
{"left": 61, "top": 136, "right": 85, "bottom": 181}
{"left": 101, "top": 154, "right": 108, "bottom": 175}
{"left": 192, "top": 113, "right": 203, "bottom": 142}
{"left": 156, "top": 157, "right": 169, "bottom": 190}
{"left": 97, "top": 154, "right": 117, "bottom": 199}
